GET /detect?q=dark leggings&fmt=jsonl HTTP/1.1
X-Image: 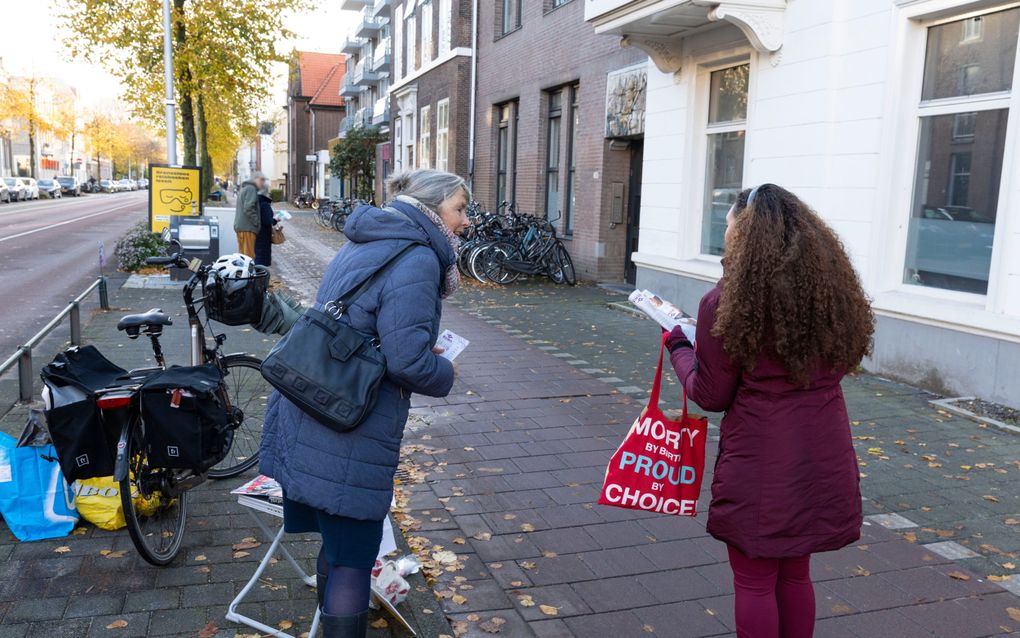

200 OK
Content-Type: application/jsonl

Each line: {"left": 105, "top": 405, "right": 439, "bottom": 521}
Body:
{"left": 727, "top": 545, "right": 815, "bottom": 638}
{"left": 317, "top": 547, "right": 372, "bottom": 616}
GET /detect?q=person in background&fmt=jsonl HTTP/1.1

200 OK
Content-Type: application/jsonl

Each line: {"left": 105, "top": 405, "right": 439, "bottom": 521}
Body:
{"left": 234, "top": 171, "right": 265, "bottom": 258}
{"left": 666, "top": 183, "right": 874, "bottom": 638}
{"left": 259, "top": 168, "right": 471, "bottom": 637}
{"left": 254, "top": 187, "right": 277, "bottom": 267}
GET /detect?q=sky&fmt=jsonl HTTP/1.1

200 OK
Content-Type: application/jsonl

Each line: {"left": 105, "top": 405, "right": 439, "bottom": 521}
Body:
{"left": 0, "top": 0, "right": 359, "bottom": 117}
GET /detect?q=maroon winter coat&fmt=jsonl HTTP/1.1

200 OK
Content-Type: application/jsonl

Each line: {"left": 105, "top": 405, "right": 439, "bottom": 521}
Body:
{"left": 669, "top": 283, "right": 862, "bottom": 559}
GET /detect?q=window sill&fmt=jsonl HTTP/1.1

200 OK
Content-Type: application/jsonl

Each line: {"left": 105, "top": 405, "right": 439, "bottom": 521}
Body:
{"left": 494, "top": 25, "right": 522, "bottom": 42}
{"left": 871, "top": 287, "right": 1020, "bottom": 342}
{"left": 631, "top": 252, "right": 723, "bottom": 283}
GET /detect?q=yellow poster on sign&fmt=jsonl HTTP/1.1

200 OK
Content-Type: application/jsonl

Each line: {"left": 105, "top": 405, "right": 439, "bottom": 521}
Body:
{"left": 149, "top": 164, "right": 203, "bottom": 233}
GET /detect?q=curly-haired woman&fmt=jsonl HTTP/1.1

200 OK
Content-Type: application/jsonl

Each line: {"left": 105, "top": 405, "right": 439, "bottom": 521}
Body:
{"left": 667, "top": 184, "right": 874, "bottom": 638}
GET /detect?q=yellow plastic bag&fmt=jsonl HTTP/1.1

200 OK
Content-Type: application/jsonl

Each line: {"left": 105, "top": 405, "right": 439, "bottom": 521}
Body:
{"left": 74, "top": 477, "right": 126, "bottom": 530}
{"left": 74, "top": 476, "right": 166, "bottom": 530}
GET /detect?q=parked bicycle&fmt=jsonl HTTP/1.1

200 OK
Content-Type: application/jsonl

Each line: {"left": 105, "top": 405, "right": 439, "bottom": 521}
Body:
{"left": 40, "top": 236, "right": 273, "bottom": 565}
{"left": 458, "top": 203, "right": 576, "bottom": 286}
{"left": 293, "top": 189, "right": 318, "bottom": 209}
{"left": 316, "top": 197, "right": 369, "bottom": 233}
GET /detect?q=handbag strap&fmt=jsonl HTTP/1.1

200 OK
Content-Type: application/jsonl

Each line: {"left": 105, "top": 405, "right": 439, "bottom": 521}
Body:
{"left": 648, "top": 332, "right": 689, "bottom": 420}
{"left": 325, "top": 241, "right": 425, "bottom": 319}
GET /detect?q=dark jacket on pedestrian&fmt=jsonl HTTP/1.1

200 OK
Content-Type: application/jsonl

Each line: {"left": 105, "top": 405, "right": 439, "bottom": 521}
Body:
{"left": 259, "top": 199, "right": 457, "bottom": 521}
{"left": 233, "top": 179, "right": 260, "bottom": 233}
{"left": 254, "top": 192, "right": 275, "bottom": 266}
{"left": 669, "top": 283, "right": 862, "bottom": 559}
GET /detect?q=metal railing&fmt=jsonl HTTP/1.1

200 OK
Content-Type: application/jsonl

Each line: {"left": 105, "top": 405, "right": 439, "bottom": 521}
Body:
{"left": 0, "top": 277, "right": 109, "bottom": 402}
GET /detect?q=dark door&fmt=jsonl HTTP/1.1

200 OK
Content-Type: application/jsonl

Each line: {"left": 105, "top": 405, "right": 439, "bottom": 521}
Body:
{"left": 624, "top": 140, "right": 644, "bottom": 285}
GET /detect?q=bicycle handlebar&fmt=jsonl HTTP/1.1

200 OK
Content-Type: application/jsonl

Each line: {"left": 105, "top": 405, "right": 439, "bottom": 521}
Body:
{"left": 145, "top": 256, "right": 179, "bottom": 266}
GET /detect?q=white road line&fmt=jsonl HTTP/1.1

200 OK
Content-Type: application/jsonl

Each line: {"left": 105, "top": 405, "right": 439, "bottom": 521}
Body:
{"left": 0, "top": 201, "right": 141, "bottom": 243}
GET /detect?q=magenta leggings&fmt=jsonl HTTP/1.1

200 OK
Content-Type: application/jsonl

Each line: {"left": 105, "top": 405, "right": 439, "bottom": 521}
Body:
{"left": 727, "top": 545, "right": 815, "bottom": 638}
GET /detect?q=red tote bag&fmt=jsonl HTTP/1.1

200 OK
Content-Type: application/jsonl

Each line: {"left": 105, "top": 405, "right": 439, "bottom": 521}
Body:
{"left": 598, "top": 333, "right": 708, "bottom": 516}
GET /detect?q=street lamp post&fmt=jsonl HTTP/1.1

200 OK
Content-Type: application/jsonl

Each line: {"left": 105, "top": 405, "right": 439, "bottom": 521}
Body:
{"left": 162, "top": 0, "right": 178, "bottom": 165}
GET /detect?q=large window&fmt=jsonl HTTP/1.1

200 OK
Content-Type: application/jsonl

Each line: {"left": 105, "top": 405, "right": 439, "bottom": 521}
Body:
{"left": 495, "top": 101, "right": 517, "bottom": 206}
{"left": 406, "top": 12, "right": 417, "bottom": 72}
{"left": 545, "top": 91, "right": 563, "bottom": 219}
{"left": 421, "top": 0, "right": 433, "bottom": 65}
{"left": 499, "top": 0, "right": 521, "bottom": 35}
{"left": 439, "top": 0, "right": 452, "bottom": 55}
{"left": 419, "top": 105, "right": 431, "bottom": 169}
{"left": 436, "top": 99, "right": 450, "bottom": 172}
{"left": 701, "top": 63, "right": 748, "bottom": 256}
{"left": 904, "top": 7, "right": 1018, "bottom": 294}
{"left": 564, "top": 84, "right": 579, "bottom": 233}
{"left": 394, "top": 16, "right": 402, "bottom": 80}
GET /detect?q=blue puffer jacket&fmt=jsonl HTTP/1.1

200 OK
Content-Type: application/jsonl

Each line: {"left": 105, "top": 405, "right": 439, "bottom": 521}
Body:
{"left": 259, "top": 200, "right": 456, "bottom": 520}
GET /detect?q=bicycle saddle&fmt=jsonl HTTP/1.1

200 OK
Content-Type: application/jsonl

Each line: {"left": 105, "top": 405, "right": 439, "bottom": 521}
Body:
{"left": 117, "top": 309, "right": 173, "bottom": 333}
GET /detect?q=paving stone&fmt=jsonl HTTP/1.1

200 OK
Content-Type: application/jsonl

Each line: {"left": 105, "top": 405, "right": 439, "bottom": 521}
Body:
{"left": 864, "top": 513, "right": 919, "bottom": 530}
{"left": 123, "top": 589, "right": 181, "bottom": 613}
{"left": 86, "top": 612, "right": 150, "bottom": 638}
{"left": 562, "top": 610, "right": 651, "bottom": 637}
{"left": 446, "top": 609, "right": 533, "bottom": 637}
{"left": 571, "top": 576, "right": 653, "bottom": 613}
{"left": 635, "top": 601, "right": 731, "bottom": 637}
{"left": 636, "top": 569, "right": 728, "bottom": 604}
{"left": 923, "top": 540, "right": 980, "bottom": 560}
{"left": 23, "top": 618, "right": 91, "bottom": 638}
{"left": 64, "top": 593, "right": 124, "bottom": 619}
{"left": 4, "top": 597, "right": 67, "bottom": 623}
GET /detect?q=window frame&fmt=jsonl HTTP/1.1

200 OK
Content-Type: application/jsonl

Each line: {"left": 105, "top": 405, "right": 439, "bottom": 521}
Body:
{"left": 439, "top": 0, "right": 452, "bottom": 55}
{"left": 498, "top": 0, "right": 522, "bottom": 37}
{"left": 421, "top": 0, "right": 434, "bottom": 65}
{"left": 406, "top": 11, "right": 417, "bottom": 73}
{"left": 544, "top": 90, "right": 564, "bottom": 220}
{"left": 494, "top": 100, "right": 518, "bottom": 208}
{"left": 419, "top": 104, "right": 432, "bottom": 169}
{"left": 698, "top": 61, "right": 750, "bottom": 258}
{"left": 564, "top": 83, "right": 579, "bottom": 234}
{"left": 870, "top": 1, "right": 1020, "bottom": 324}
{"left": 436, "top": 98, "right": 450, "bottom": 172}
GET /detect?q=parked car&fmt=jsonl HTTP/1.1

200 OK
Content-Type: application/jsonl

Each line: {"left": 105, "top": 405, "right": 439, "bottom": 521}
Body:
{"left": 57, "top": 176, "right": 81, "bottom": 196}
{"left": 99, "top": 179, "right": 116, "bottom": 193}
{"left": 0, "top": 182, "right": 9, "bottom": 203}
{"left": 37, "top": 179, "right": 62, "bottom": 199}
{"left": 22, "top": 178, "right": 39, "bottom": 200}
{"left": 137, "top": 178, "right": 149, "bottom": 189}
{"left": 117, "top": 179, "right": 133, "bottom": 192}
{"left": 3, "top": 177, "right": 27, "bottom": 201}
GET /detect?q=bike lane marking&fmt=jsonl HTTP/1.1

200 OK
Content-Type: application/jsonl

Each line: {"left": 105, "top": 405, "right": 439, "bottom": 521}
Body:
{"left": 0, "top": 199, "right": 142, "bottom": 243}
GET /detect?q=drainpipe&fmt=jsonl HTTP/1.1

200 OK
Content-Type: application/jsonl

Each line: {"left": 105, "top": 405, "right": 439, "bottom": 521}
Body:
{"left": 467, "top": 0, "right": 478, "bottom": 189}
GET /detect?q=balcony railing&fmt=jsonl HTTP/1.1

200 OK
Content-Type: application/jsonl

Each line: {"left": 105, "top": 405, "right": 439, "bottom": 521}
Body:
{"left": 341, "top": 74, "right": 361, "bottom": 98}
{"left": 372, "top": 0, "right": 392, "bottom": 19}
{"left": 372, "top": 97, "right": 390, "bottom": 127}
{"left": 355, "top": 14, "right": 386, "bottom": 39}
{"left": 341, "top": 0, "right": 368, "bottom": 11}
{"left": 372, "top": 38, "right": 392, "bottom": 72}
{"left": 342, "top": 36, "right": 364, "bottom": 55}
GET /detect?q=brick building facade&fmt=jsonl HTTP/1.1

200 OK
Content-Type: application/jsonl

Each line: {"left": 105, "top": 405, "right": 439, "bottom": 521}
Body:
{"left": 287, "top": 51, "right": 346, "bottom": 200}
{"left": 387, "top": 0, "right": 474, "bottom": 198}
{"left": 471, "top": 0, "right": 646, "bottom": 281}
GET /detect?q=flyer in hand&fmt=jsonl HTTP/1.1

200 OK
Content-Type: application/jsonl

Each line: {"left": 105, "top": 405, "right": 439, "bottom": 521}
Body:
{"left": 629, "top": 290, "right": 697, "bottom": 343}
{"left": 230, "top": 475, "right": 283, "bottom": 503}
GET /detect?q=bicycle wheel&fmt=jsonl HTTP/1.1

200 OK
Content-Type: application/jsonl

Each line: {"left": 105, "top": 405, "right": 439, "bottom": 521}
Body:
{"left": 480, "top": 242, "right": 523, "bottom": 285}
{"left": 208, "top": 354, "right": 267, "bottom": 479}
{"left": 332, "top": 211, "right": 348, "bottom": 233}
{"left": 120, "top": 421, "right": 188, "bottom": 566}
{"left": 553, "top": 243, "right": 577, "bottom": 286}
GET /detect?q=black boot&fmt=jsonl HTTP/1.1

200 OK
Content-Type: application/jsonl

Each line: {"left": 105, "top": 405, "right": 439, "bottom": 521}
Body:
{"left": 316, "top": 571, "right": 326, "bottom": 610}
{"left": 320, "top": 610, "right": 368, "bottom": 638}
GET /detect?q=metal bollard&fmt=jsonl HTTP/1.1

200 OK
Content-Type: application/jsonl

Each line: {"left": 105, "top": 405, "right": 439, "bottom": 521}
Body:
{"left": 70, "top": 301, "right": 81, "bottom": 346}
{"left": 17, "top": 346, "right": 32, "bottom": 403}
{"left": 99, "top": 276, "right": 110, "bottom": 310}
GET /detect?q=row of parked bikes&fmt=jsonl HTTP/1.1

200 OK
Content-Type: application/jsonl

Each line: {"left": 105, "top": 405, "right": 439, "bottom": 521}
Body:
{"left": 315, "top": 198, "right": 577, "bottom": 286}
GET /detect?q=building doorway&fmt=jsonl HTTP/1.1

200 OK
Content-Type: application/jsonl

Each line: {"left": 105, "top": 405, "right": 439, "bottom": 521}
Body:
{"left": 624, "top": 140, "right": 643, "bottom": 284}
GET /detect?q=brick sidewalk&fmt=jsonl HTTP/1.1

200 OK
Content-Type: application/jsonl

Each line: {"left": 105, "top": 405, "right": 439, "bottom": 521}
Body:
{"left": 275, "top": 214, "right": 1020, "bottom": 637}
{"left": 399, "top": 307, "right": 1018, "bottom": 638}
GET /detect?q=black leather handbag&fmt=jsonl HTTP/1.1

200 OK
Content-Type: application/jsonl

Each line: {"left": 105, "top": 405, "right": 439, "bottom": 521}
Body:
{"left": 260, "top": 242, "right": 423, "bottom": 432}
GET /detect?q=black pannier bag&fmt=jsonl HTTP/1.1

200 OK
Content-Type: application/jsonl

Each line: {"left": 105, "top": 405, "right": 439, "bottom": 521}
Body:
{"left": 40, "top": 346, "right": 128, "bottom": 482}
{"left": 140, "top": 364, "right": 229, "bottom": 472}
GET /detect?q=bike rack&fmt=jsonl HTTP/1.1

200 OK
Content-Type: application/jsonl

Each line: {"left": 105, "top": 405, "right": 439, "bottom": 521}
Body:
{"left": 0, "top": 277, "right": 110, "bottom": 402}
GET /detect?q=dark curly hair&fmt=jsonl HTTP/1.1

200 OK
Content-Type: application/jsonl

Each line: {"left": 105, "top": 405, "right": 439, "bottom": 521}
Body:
{"left": 712, "top": 184, "right": 874, "bottom": 385}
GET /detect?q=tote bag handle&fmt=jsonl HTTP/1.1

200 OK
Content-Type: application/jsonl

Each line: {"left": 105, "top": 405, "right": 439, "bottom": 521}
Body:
{"left": 648, "top": 332, "right": 689, "bottom": 421}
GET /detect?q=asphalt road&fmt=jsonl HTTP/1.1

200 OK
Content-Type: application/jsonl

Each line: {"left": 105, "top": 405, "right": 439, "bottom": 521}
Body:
{"left": 0, "top": 190, "right": 147, "bottom": 358}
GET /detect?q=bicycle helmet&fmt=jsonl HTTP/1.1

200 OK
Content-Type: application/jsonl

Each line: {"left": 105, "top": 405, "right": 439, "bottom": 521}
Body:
{"left": 212, "top": 253, "right": 255, "bottom": 280}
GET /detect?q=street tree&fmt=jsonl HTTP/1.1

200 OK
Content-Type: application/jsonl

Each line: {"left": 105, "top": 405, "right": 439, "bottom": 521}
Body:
{"left": 60, "top": 0, "right": 303, "bottom": 199}
{"left": 0, "top": 74, "right": 55, "bottom": 178}
{"left": 329, "top": 126, "right": 387, "bottom": 201}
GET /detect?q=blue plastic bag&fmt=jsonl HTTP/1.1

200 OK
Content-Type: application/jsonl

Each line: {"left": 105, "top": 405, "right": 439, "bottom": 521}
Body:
{"left": 0, "top": 432, "right": 79, "bottom": 541}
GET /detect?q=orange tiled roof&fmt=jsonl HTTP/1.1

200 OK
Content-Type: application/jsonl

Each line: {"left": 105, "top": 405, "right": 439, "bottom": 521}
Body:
{"left": 296, "top": 51, "right": 345, "bottom": 107}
